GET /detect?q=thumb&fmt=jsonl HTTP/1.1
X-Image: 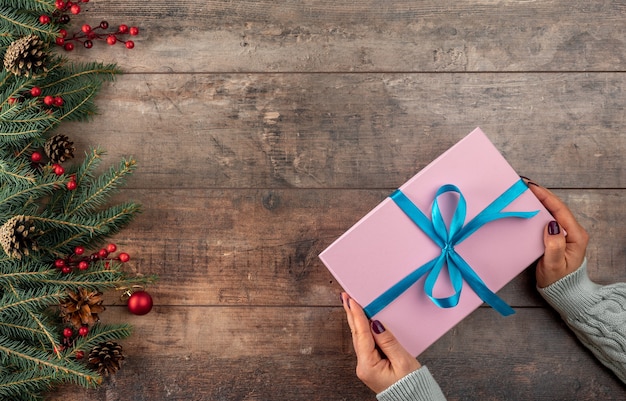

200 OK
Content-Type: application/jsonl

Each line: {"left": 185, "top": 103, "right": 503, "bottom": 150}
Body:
{"left": 537, "top": 220, "right": 567, "bottom": 287}
{"left": 370, "top": 320, "right": 415, "bottom": 363}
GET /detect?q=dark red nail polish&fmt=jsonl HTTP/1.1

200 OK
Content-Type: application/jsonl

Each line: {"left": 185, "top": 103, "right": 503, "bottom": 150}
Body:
{"left": 548, "top": 220, "right": 560, "bottom": 235}
{"left": 372, "top": 320, "right": 386, "bottom": 334}
{"left": 520, "top": 176, "right": 540, "bottom": 187}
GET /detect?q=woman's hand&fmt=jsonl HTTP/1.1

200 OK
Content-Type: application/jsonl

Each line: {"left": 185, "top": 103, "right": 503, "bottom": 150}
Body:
{"left": 341, "top": 292, "right": 420, "bottom": 393}
{"left": 528, "top": 183, "right": 589, "bottom": 288}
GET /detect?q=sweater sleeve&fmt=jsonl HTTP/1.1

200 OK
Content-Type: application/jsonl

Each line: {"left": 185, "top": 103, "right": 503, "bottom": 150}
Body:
{"left": 537, "top": 258, "right": 626, "bottom": 384}
{"left": 376, "top": 366, "right": 447, "bottom": 401}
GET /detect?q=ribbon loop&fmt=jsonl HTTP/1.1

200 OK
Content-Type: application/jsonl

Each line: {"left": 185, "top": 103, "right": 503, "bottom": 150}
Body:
{"left": 363, "top": 179, "right": 538, "bottom": 318}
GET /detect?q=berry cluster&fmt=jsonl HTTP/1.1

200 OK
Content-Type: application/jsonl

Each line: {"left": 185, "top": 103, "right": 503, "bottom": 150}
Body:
{"left": 30, "top": 151, "right": 75, "bottom": 189}
{"left": 60, "top": 326, "right": 88, "bottom": 357}
{"left": 38, "top": 0, "right": 139, "bottom": 51}
{"left": 54, "top": 243, "right": 131, "bottom": 274}
{"left": 7, "top": 86, "right": 64, "bottom": 108}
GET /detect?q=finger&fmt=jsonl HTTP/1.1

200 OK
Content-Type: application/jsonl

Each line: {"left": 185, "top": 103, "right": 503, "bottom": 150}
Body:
{"left": 542, "top": 221, "right": 567, "bottom": 269}
{"left": 528, "top": 184, "right": 585, "bottom": 243}
{"left": 342, "top": 293, "right": 379, "bottom": 365}
{"left": 536, "top": 221, "right": 567, "bottom": 287}
{"left": 371, "top": 320, "right": 420, "bottom": 369}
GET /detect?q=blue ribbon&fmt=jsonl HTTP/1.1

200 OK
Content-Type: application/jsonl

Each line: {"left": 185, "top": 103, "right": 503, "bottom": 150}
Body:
{"left": 363, "top": 179, "right": 538, "bottom": 318}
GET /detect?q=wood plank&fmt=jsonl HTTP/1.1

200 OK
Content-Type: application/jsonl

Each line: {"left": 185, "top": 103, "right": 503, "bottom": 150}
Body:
{"left": 68, "top": 1, "right": 626, "bottom": 72}
{"left": 64, "top": 73, "right": 626, "bottom": 189}
{"left": 103, "top": 188, "right": 625, "bottom": 307}
{"left": 48, "top": 307, "right": 626, "bottom": 400}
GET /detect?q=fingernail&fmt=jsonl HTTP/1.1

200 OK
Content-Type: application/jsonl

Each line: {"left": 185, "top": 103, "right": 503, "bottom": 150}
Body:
{"left": 548, "top": 220, "right": 560, "bottom": 235}
{"left": 520, "top": 176, "right": 540, "bottom": 187}
{"left": 371, "top": 320, "right": 386, "bottom": 334}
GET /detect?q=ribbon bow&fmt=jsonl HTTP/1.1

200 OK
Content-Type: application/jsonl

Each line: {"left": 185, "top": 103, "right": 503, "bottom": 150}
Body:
{"left": 363, "top": 179, "right": 538, "bottom": 318}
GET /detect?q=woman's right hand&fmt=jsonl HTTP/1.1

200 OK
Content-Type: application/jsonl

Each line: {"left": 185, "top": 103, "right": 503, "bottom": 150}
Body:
{"left": 528, "top": 183, "right": 589, "bottom": 288}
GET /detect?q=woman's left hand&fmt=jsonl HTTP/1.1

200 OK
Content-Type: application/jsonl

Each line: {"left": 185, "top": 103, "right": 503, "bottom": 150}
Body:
{"left": 341, "top": 292, "right": 421, "bottom": 393}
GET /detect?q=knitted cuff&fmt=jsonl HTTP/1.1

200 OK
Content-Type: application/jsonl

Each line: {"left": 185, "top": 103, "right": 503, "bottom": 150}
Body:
{"left": 537, "top": 259, "right": 602, "bottom": 318}
{"left": 377, "top": 366, "right": 446, "bottom": 401}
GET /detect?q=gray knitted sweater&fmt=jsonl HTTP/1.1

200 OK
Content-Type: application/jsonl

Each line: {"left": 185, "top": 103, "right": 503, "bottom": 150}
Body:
{"left": 376, "top": 259, "right": 626, "bottom": 401}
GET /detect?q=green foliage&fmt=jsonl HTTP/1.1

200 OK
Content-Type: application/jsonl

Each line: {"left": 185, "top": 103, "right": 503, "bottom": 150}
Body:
{"left": 0, "top": 2, "right": 152, "bottom": 399}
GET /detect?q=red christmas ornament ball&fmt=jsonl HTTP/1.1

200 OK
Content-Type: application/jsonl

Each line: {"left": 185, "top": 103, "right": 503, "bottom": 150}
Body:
{"left": 127, "top": 291, "right": 153, "bottom": 315}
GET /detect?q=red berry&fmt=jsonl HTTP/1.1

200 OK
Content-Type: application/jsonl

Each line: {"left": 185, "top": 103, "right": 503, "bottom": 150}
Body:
{"left": 81, "top": 24, "right": 91, "bottom": 33}
{"left": 63, "top": 327, "right": 73, "bottom": 338}
{"left": 59, "top": 28, "right": 67, "bottom": 38}
{"left": 53, "top": 164, "right": 65, "bottom": 175}
{"left": 118, "top": 252, "right": 130, "bottom": 263}
{"left": 106, "top": 35, "right": 117, "bottom": 45}
{"left": 55, "top": 0, "right": 65, "bottom": 9}
{"left": 30, "top": 86, "right": 42, "bottom": 97}
{"left": 129, "top": 26, "right": 139, "bottom": 36}
{"left": 100, "top": 20, "right": 109, "bottom": 29}
{"left": 64, "top": 43, "right": 74, "bottom": 51}
{"left": 78, "top": 260, "right": 89, "bottom": 270}
{"left": 31, "top": 152, "right": 42, "bottom": 162}
{"left": 119, "top": 24, "right": 129, "bottom": 34}
{"left": 78, "top": 326, "right": 89, "bottom": 336}
{"left": 84, "top": 40, "right": 93, "bottom": 49}
{"left": 70, "top": 4, "right": 80, "bottom": 14}
{"left": 66, "top": 180, "right": 77, "bottom": 190}
{"left": 75, "top": 350, "right": 85, "bottom": 359}
{"left": 98, "top": 248, "right": 109, "bottom": 258}
{"left": 55, "top": 37, "right": 65, "bottom": 46}
{"left": 106, "top": 243, "right": 117, "bottom": 253}
{"left": 53, "top": 97, "right": 64, "bottom": 107}
{"left": 43, "top": 95, "right": 54, "bottom": 106}
{"left": 125, "top": 40, "right": 135, "bottom": 49}
{"left": 74, "top": 246, "right": 85, "bottom": 255}
{"left": 39, "top": 15, "right": 51, "bottom": 24}
{"left": 8, "top": 97, "right": 17, "bottom": 105}
{"left": 61, "top": 266, "right": 71, "bottom": 274}
{"left": 105, "top": 261, "right": 110, "bottom": 269}
{"left": 55, "top": 259, "right": 66, "bottom": 268}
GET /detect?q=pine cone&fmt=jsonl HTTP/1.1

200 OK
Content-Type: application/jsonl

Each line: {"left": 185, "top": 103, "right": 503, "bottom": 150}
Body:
{"left": 59, "top": 288, "right": 105, "bottom": 329}
{"left": 88, "top": 341, "right": 124, "bottom": 376}
{"left": 0, "top": 216, "right": 41, "bottom": 259}
{"left": 3, "top": 34, "right": 48, "bottom": 77}
{"left": 44, "top": 134, "right": 75, "bottom": 163}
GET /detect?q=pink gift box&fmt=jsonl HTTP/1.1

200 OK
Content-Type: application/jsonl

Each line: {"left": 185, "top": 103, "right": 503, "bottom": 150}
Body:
{"left": 319, "top": 127, "right": 553, "bottom": 356}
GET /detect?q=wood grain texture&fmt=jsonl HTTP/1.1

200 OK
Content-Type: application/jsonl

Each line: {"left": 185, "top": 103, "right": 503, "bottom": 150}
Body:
{"left": 106, "top": 189, "right": 625, "bottom": 308}
{"left": 48, "top": 308, "right": 625, "bottom": 401}
{"left": 42, "top": 0, "right": 626, "bottom": 399}
{"left": 66, "top": 73, "right": 625, "bottom": 189}
{"left": 71, "top": 1, "right": 626, "bottom": 72}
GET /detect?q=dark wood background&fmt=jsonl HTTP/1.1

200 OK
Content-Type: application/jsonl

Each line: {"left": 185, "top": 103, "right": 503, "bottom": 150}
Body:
{"left": 50, "top": 1, "right": 625, "bottom": 400}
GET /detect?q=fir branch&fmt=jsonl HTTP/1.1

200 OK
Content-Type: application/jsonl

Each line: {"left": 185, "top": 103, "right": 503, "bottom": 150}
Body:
{"left": 65, "top": 157, "right": 137, "bottom": 216}
{"left": 0, "top": 336, "right": 101, "bottom": 387}
{"left": 0, "top": 0, "right": 56, "bottom": 15}
{"left": 6, "top": 283, "right": 59, "bottom": 359}
{"left": 36, "top": 202, "right": 141, "bottom": 253}
{"left": 0, "top": 370, "right": 52, "bottom": 400}
{"left": 0, "top": 160, "right": 36, "bottom": 185}
{"left": 0, "top": 288, "right": 64, "bottom": 316}
{"left": 70, "top": 323, "right": 132, "bottom": 354}
{"left": 0, "top": 6, "right": 58, "bottom": 42}
{"left": 0, "top": 174, "right": 61, "bottom": 217}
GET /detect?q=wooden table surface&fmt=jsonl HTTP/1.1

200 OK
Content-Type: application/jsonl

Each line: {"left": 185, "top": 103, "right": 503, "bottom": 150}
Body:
{"left": 51, "top": 1, "right": 625, "bottom": 400}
